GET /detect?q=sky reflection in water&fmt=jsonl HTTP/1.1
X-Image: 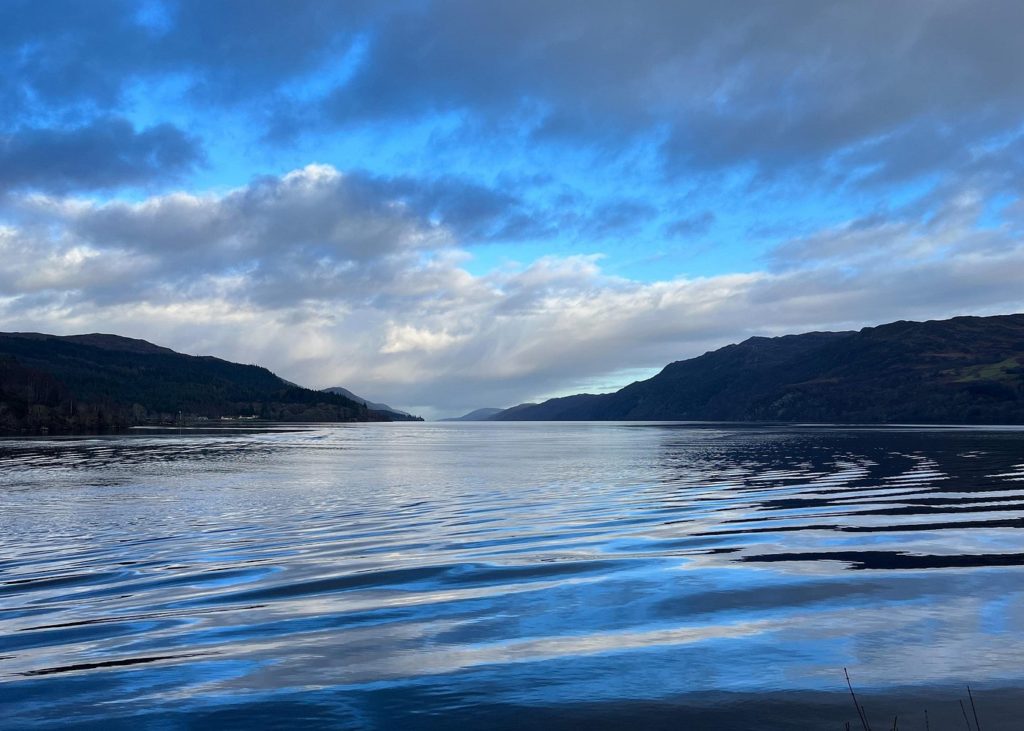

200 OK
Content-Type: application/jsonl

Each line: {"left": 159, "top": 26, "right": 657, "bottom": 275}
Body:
{"left": 1, "top": 422, "right": 1024, "bottom": 728}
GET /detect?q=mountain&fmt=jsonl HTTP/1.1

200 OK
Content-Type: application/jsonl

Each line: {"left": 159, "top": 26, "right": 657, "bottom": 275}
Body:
{"left": 494, "top": 314, "right": 1024, "bottom": 424}
{"left": 440, "top": 407, "right": 505, "bottom": 421}
{"left": 0, "top": 332, "right": 402, "bottom": 433}
{"left": 491, "top": 403, "right": 539, "bottom": 419}
{"left": 321, "top": 386, "right": 418, "bottom": 420}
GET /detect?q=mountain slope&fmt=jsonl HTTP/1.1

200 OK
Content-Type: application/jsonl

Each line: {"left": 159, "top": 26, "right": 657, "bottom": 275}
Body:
{"left": 321, "top": 386, "right": 417, "bottom": 420}
{"left": 440, "top": 407, "right": 505, "bottom": 421}
{"left": 495, "top": 314, "right": 1024, "bottom": 424}
{"left": 0, "top": 332, "right": 387, "bottom": 432}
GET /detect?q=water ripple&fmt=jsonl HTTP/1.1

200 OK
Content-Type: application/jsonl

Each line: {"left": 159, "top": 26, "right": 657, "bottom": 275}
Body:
{"left": 2, "top": 423, "right": 1024, "bottom": 727}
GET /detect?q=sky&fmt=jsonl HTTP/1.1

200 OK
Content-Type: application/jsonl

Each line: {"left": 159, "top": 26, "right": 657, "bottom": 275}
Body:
{"left": 2, "top": 1, "right": 1024, "bottom": 419}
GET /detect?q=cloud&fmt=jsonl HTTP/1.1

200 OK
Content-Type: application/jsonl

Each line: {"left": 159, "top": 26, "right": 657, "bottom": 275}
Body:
{"left": 1, "top": 167, "right": 1022, "bottom": 418}
{"left": 0, "top": 0, "right": 370, "bottom": 115}
{"left": 7, "top": 164, "right": 660, "bottom": 310}
{"left": 0, "top": 118, "right": 202, "bottom": 193}
{"left": 7, "top": 2, "right": 1024, "bottom": 193}
{"left": 0, "top": 0, "right": 143, "bottom": 114}
{"left": 300, "top": 1, "right": 1024, "bottom": 188}
{"left": 5, "top": 165, "right": 454, "bottom": 308}
{"left": 664, "top": 212, "right": 715, "bottom": 239}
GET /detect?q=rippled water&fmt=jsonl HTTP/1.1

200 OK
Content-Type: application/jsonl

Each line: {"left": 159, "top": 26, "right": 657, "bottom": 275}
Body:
{"left": 2, "top": 422, "right": 1024, "bottom": 729}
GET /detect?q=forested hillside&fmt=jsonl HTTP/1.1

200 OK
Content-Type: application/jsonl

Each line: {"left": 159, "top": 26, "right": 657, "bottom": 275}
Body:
{"left": 0, "top": 333, "right": 383, "bottom": 433}
{"left": 494, "top": 314, "right": 1024, "bottom": 424}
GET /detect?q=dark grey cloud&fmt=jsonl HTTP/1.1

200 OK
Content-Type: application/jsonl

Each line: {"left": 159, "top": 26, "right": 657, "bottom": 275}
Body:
{"left": 160, "top": 1, "right": 376, "bottom": 102}
{"left": 360, "top": 175, "right": 524, "bottom": 242}
{"left": 0, "top": 0, "right": 144, "bottom": 115}
{"left": 0, "top": 0, "right": 370, "bottom": 115}
{"left": 39, "top": 165, "right": 446, "bottom": 304}
{"left": 9, "top": 1, "right": 1024, "bottom": 191}
{"left": 0, "top": 0, "right": 371, "bottom": 191}
{"left": 0, "top": 118, "right": 202, "bottom": 193}
{"left": 286, "top": 173, "right": 652, "bottom": 246}
{"left": 306, "top": 1, "right": 1024, "bottom": 186}
{"left": 6, "top": 164, "right": 654, "bottom": 314}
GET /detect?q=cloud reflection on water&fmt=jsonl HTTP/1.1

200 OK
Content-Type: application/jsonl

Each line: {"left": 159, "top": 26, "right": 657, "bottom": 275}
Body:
{"left": 1, "top": 423, "right": 1024, "bottom": 727}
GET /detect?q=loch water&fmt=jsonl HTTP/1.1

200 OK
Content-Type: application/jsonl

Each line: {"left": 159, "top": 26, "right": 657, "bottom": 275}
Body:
{"left": 2, "top": 422, "right": 1024, "bottom": 729}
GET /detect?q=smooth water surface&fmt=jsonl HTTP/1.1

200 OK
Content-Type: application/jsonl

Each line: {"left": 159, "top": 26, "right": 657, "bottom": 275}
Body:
{"left": 2, "top": 422, "right": 1024, "bottom": 728}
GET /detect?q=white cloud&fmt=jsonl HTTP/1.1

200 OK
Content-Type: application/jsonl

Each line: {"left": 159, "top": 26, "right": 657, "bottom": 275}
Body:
{"left": 381, "top": 324, "right": 466, "bottom": 354}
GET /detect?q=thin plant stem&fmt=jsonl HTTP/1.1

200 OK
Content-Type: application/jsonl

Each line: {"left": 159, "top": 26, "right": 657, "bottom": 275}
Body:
{"left": 968, "top": 685, "right": 981, "bottom": 730}
{"left": 960, "top": 699, "right": 973, "bottom": 730}
{"left": 844, "top": 667, "right": 872, "bottom": 731}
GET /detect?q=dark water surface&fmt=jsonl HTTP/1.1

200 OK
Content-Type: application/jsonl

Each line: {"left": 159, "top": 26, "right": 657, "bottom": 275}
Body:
{"left": 2, "top": 422, "right": 1024, "bottom": 729}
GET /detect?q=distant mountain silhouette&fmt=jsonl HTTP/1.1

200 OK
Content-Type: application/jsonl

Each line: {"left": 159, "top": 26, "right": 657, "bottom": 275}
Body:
{"left": 490, "top": 403, "right": 539, "bottom": 419}
{"left": 322, "top": 386, "right": 420, "bottom": 421}
{"left": 440, "top": 407, "right": 505, "bottom": 421}
{"left": 0, "top": 332, "right": 406, "bottom": 433}
{"left": 493, "top": 314, "right": 1024, "bottom": 424}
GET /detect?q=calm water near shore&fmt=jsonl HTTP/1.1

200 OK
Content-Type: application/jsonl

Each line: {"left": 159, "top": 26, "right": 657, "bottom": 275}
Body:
{"left": 2, "top": 422, "right": 1024, "bottom": 729}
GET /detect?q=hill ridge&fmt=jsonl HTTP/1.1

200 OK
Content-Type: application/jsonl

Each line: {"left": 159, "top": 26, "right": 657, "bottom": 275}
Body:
{"left": 493, "top": 313, "right": 1024, "bottom": 424}
{"left": 0, "top": 332, "right": 405, "bottom": 432}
